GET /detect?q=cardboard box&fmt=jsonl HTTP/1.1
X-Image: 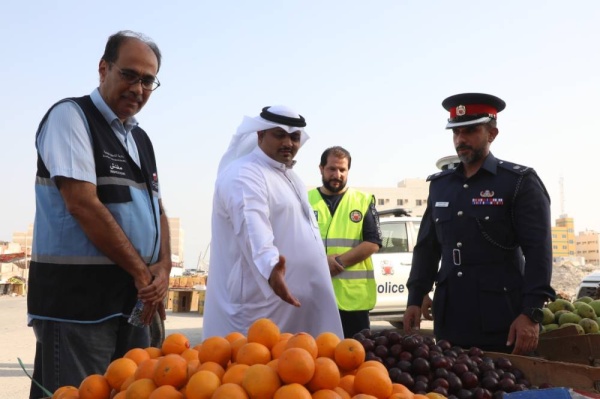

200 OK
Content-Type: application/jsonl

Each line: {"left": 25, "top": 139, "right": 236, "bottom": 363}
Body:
{"left": 537, "top": 326, "right": 600, "bottom": 366}
{"left": 485, "top": 352, "right": 600, "bottom": 393}
{"left": 194, "top": 289, "right": 206, "bottom": 315}
{"left": 171, "top": 289, "right": 192, "bottom": 312}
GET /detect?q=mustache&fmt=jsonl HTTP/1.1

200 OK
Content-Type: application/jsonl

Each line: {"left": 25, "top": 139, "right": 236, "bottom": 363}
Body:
{"left": 456, "top": 145, "right": 472, "bottom": 151}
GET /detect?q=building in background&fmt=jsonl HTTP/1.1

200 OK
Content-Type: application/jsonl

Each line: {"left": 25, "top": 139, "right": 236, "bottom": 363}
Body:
{"left": 552, "top": 215, "right": 576, "bottom": 263}
{"left": 168, "top": 217, "right": 185, "bottom": 276}
{"left": 576, "top": 230, "right": 600, "bottom": 266}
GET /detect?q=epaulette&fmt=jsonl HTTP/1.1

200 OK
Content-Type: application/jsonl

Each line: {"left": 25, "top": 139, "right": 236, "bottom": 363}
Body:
{"left": 497, "top": 159, "right": 534, "bottom": 175}
{"left": 426, "top": 168, "right": 453, "bottom": 182}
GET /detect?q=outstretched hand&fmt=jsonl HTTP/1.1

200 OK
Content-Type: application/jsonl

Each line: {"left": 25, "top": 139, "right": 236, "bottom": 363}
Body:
{"left": 269, "top": 255, "right": 301, "bottom": 307}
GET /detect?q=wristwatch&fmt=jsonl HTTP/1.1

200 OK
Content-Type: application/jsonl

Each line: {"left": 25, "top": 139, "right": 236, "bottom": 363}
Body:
{"left": 522, "top": 307, "right": 544, "bottom": 324}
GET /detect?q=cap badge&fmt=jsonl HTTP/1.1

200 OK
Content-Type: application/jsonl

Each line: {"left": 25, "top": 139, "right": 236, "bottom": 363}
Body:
{"left": 480, "top": 190, "right": 495, "bottom": 198}
{"left": 456, "top": 105, "right": 466, "bottom": 116}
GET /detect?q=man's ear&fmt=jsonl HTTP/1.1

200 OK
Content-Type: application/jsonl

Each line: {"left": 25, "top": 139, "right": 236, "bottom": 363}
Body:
{"left": 489, "top": 127, "right": 499, "bottom": 143}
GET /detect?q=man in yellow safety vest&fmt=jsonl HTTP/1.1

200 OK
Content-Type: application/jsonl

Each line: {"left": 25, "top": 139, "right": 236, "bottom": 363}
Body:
{"left": 308, "top": 146, "right": 383, "bottom": 338}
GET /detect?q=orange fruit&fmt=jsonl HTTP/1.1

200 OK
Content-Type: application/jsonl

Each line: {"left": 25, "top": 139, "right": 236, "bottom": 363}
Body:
{"left": 124, "top": 348, "right": 151, "bottom": 366}
{"left": 286, "top": 332, "right": 319, "bottom": 359}
{"left": 188, "top": 359, "right": 201, "bottom": 376}
{"left": 412, "top": 396, "right": 429, "bottom": 399}
{"left": 315, "top": 332, "right": 341, "bottom": 359}
{"left": 161, "top": 333, "right": 190, "bottom": 355}
{"left": 236, "top": 342, "right": 272, "bottom": 365}
{"left": 78, "top": 374, "right": 111, "bottom": 399}
{"left": 225, "top": 331, "right": 246, "bottom": 344}
{"left": 105, "top": 357, "right": 138, "bottom": 391}
{"left": 212, "top": 382, "right": 250, "bottom": 399}
{"left": 152, "top": 354, "right": 188, "bottom": 389}
{"left": 338, "top": 374, "right": 356, "bottom": 397}
{"left": 312, "top": 389, "right": 344, "bottom": 399}
{"left": 197, "top": 361, "right": 225, "bottom": 380}
{"left": 134, "top": 359, "right": 158, "bottom": 380}
{"left": 180, "top": 348, "right": 200, "bottom": 363}
{"left": 353, "top": 366, "right": 392, "bottom": 399}
{"left": 144, "top": 347, "right": 162, "bottom": 359}
{"left": 333, "top": 387, "right": 352, "bottom": 399}
{"left": 148, "top": 385, "right": 183, "bottom": 399}
{"left": 267, "top": 358, "right": 279, "bottom": 374}
{"left": 351, "top": 395, "right": 378, "bottom": 399}
{"left": 192, "top": 343, "right": 203, "bottom": 352}
{"left": 242, "top": 364, "right": 281, "bottom": 399}
{"left": 271, "top": 339, "right": 288, "bottom": 359}
{"left": 198, "top": 336, "right": 231, "bottom": 368}
{"left": 357, "top": 360, "right": 387, "bottom": 375}
{"left": 222, "top": 363, "right": 249, "bottom": 385}
{"left": 307, "top": 357, "right": 341, "bottom": 392}
{"left": 280, "top": 332, "right": 293, "bottom": 341}
{"left": 124, "top": 378, "right": 156, "bottom": 399}
{"left": 334, "top": 339, "right": 365, "bottom": 371}
{"left": 53, "top": 386, "right": 79, "bottom": 399}
{"left": 247, "top": 318, "right": 281, "bottom": 350}
{"left": 273, "top": 383, "right": 312, "bottom": 399}
{"left": 120, "top": 375, "right": 136, "bottom": 391}
{"left": 391, "top": 383, "right": 414, "bottom": 398}
{"left": 277, "top": 347, "right": 316, "bottom": 384}
{"left": 113, "top": 392, "right": 126, "bottom": 399}
{"left": 186, "top": 370, "right": 221, "bottom": 399}
{"left": 231, "top": 337, "right": 248, "bottom": 362}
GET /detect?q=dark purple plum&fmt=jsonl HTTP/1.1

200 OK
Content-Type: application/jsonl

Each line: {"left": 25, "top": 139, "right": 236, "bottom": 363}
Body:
{"left": 412, "top": 357, "right": 431, "bottom": 375}
{"left": 460, "top": 371, "right": 479, "bottom": 390}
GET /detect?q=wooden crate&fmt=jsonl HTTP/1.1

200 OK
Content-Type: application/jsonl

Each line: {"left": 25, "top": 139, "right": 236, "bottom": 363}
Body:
{"left": 486, "top": 351, "right": 600, "bottom": 393}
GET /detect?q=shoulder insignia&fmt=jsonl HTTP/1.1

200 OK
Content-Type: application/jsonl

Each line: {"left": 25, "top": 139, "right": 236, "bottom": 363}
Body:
{"left": 426, "top": 169, "right": 453, "bottom": 182}
{"left": 497, "top": 159, "right": 534, "bottom": 175}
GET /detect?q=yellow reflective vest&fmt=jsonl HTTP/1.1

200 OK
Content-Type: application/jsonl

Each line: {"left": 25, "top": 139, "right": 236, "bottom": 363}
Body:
{"left": 308, "top": 188, "right": 376, "bottom": 311}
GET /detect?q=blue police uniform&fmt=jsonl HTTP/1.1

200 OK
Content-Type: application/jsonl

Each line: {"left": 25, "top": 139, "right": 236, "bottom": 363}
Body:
{"left": 407, "top": 153, "right": 555, "bottom": 350}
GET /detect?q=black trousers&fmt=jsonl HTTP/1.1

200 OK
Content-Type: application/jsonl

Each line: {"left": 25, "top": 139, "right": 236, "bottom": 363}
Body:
{"left": 339, "top": 309, "right": 370, "bottom": 338}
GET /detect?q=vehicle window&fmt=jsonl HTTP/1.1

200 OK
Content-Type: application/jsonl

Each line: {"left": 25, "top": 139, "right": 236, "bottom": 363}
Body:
{"left": 379, "top": 222, "right": 409, "bottom": 253}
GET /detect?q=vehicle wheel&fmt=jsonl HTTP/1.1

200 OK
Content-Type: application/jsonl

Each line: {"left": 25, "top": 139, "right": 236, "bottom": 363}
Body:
{"left": 149, "top": 311, "right": 165, "bottom": 348}
{"left": 389, "top": 321, "right": 404, "bottom": 329}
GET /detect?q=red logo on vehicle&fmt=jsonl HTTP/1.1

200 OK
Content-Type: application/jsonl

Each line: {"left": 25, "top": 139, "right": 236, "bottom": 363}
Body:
{"left": 381, "top": 261, "right": 394, "bottom": 275}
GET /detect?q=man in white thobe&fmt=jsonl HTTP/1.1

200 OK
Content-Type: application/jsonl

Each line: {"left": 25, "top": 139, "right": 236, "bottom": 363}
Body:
{"left": 203, "top": 105, "right": 344, "bottom": 339}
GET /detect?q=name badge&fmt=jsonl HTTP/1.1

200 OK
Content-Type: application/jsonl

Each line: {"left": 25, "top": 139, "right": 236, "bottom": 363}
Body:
{"left": 435, "top": 202, "right": 449, "bottom": 207}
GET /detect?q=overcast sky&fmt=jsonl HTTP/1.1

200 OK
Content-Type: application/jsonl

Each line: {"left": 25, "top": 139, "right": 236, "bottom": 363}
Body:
{"left": 2, "top": 1, "right": 599, "bottom": 267}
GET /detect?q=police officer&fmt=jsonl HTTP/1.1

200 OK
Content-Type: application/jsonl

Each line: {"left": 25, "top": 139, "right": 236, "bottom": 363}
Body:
{"left": 308, "top": 146, "right": 383, "bottom": 338}
{"left": 403, "top": 93, "right": 555, "bottom": 354}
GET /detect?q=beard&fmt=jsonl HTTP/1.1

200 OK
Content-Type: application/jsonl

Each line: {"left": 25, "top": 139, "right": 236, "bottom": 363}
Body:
{"left": 323, "top": 178, "right": 346, "bottom": 193}
{"left": 456, "top": 145, "right": 486, "bottom": 165}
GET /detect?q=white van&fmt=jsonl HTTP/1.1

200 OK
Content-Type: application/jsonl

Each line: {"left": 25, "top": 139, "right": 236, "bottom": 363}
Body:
{"left": 576, "top": 271, "right": 600, "bottom": 299}
{"left": 369, "top": 208, "right": 423, "bottom": 328}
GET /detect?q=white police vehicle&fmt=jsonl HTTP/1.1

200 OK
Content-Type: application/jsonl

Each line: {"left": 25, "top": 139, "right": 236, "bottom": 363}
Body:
{"left": 369, "top": 208, "right": 423, "bottom": 328}
{"left": 576, "top": 271, "right": 600, "bottom": 299}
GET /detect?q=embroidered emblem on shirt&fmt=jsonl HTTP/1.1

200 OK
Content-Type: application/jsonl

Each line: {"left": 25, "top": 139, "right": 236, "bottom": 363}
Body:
{"left": 480, "top": 190, "right": 495, "bottom": 197}
{"left": 349, "top": 210, "right": 363, "bottom": 223}
{"left": 435, "top": 202, "right": 449, "bottom": 207}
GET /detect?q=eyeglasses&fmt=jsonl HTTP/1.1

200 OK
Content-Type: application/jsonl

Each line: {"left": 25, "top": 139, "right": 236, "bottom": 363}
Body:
{"left": 112, "top": 64, "right": 160, "bottom": 91}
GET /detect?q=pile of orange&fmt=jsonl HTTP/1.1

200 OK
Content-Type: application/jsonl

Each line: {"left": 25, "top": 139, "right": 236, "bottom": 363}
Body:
{"left": 51, "top": 318, "right": 446, "bottom": 399}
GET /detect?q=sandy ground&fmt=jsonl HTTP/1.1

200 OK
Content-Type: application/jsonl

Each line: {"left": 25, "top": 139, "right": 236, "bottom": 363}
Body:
{"left": 0, "top": 295, "right": 430, "bottom": 399}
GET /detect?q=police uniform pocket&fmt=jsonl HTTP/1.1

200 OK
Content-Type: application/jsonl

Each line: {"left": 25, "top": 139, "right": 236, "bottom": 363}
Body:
{"left": 432, "top": 207, "right": 452, "bottom": 244}
{"left": 97, "top": 185, "right": 133, "bottom": 204}
{"left": 478, "top": 276, "right": 521, "bottom": 333}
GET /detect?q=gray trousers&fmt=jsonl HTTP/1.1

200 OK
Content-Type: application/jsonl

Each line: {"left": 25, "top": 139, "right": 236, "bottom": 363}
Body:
{"left": 29, "top": 317, "right": 149, "bottom": 399}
